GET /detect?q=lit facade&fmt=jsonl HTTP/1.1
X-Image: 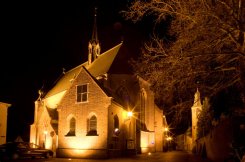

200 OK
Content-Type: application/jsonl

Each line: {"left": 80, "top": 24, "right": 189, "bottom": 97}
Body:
{"left": 191, "top": 88, "right": 202, "bottom": 143}
{"left": 0, "top": 102, "right": 11, "bottom": 145}
{"left": 30, "top": 11, "right": 165, "bottom": 158}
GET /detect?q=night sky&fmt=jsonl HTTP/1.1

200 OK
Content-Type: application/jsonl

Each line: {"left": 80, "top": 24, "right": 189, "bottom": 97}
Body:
{"left": 1, "top": 1, "right": 150, "bottom": 141}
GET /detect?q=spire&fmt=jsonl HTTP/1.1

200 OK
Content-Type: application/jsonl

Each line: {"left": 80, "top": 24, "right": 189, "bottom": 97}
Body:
{"left": 91, "top": 7, "right": 98, "bottom": 43}
{"left": 193, "top": 88, "right": 201, "bottom": 106}
{"left": 88, "top": 7, "right": 101, "bottom": 65}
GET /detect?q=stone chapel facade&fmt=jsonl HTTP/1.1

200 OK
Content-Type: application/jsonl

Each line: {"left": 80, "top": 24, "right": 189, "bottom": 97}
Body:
{"left": 191, "top": 88, "right": 202, "bottom": 143}
{"left": 30, "top": 11, "right": 166, "bottom": 158}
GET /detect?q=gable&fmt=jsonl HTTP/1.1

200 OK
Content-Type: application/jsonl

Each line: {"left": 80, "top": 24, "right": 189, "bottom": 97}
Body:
{"left": 44, "top": 43, "right": 122, "bottom": 99}
{"left": 58, "top": 66, "right": 110, "bottom": 110}
{"left": 44, "top": 64, "right": 84, "bottom": 99}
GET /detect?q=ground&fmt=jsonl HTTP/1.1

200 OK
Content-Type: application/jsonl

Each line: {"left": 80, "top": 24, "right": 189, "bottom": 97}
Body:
{"left": 5, "top": 151, "right": 213, "bottom": 162}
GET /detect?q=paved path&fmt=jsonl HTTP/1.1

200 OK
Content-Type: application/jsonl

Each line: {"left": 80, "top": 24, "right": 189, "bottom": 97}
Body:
{"left": 6, "top": 151, "right": 213, "bottom": 162}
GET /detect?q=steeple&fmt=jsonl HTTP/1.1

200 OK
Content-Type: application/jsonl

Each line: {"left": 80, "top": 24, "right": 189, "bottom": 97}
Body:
{"left": 191, "top": 88, "right": 202, "bottom": 144}
{"left": 91, "top": 7, "right": 98, "bottom": 44}
{"left": 193, "top": 88, "right": 201, "bottom": 107}
{"left": 88, "top": 7, "right": 101, "bottom": 65}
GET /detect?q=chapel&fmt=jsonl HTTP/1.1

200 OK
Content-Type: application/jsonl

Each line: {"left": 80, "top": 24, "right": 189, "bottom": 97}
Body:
{"left": 30, "top": 10, "right": 166, "bottom": 158}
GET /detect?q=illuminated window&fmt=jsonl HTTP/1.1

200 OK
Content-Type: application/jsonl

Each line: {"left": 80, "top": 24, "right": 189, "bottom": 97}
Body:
{"left": 87, "top": 115, "right": 97, "bottom": 136}
{"left": 66, "top": 117, "right": 76, "bottom": 136}
{"left": 77, "top": 84, "right": 88, "bottom": 102}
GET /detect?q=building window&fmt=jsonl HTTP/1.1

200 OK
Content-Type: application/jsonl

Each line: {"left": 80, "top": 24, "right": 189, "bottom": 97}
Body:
{"left": 66, "top": 117, "right": 76, "bottom": 136}
{"left": 87, "top": 115, "right": 97, "bottom": 136}
{"left": 77, "top": 84, "right": 88, "bottom": 103}
{"left": 114, "top": 115, "right": 119, "bottom": 129}
{"left": 113, "top": 115, "right": 120, "bottom": 136}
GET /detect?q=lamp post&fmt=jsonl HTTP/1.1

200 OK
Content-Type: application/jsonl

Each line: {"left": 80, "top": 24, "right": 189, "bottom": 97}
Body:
{"left": 164, "top": 127, "right": 174, "bottom": 151}
{"left": 125, "top": 111, "right": 135, "bottom": 152}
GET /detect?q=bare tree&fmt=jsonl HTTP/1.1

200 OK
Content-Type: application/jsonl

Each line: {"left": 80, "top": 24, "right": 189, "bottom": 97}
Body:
{"left": 122, "top": 0, "right": 245, "bottom": 130}
{"left": 197, "top": 97, "right": 213, "bottom": 138}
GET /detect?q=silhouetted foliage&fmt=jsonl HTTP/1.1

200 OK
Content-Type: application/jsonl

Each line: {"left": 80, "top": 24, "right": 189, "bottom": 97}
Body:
{"left": 197, "top": 97, "right": 213, "bottom": 138}
{"left": 122, "top": 0, "right": 245, "bottom": 130}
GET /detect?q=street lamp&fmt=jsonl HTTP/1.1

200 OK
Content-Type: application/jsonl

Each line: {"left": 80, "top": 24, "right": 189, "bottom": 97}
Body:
{"left": 125, "top": 111, "right": 135, "bottom": 151}
{"left": 166, "top": 136, "right": 172, "bottom": 141}
{"left": 127, "top": 111, "right": 133, "bottom": 118}
{"left": 166, "top": 136, "right": 173, "bottom": 151}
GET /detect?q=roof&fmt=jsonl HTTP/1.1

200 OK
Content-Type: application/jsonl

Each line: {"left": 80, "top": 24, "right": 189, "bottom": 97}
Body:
{"left": 87, "top": 42, "right": 122, "bottom": 76}
{"left": 44, "top": 42, "right": 123, "bottom": 98}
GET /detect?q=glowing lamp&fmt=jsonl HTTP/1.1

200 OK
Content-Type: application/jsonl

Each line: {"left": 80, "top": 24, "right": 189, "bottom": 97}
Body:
{"left": 127, "top": 111, "right": 133, "bottom": 117}
{"left": 114, "top": 128, "right": 120, "bottom": 136}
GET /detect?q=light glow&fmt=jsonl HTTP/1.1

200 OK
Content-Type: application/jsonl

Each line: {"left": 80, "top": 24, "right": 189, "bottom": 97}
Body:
{"left": 45, "top": 91, "right": 66, "bottom": 108}
{"left": 114, "top": 128, "right": 119, "bottom": 133}
{"left": 141, "top": 133, "right": 149, "bottom": 148}
{"left": 127, "top": 111, "right": 133, "bottom": 117}
{"left": 164, "top": 127, "right": 169, "bottom": 132}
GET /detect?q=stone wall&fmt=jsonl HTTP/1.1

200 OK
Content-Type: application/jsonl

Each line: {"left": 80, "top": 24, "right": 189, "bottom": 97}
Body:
{"left": 194, "top": 116, "right": 245, "bottom": 162}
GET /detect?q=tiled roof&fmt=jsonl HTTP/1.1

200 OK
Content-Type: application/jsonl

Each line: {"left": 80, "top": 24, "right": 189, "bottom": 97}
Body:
{"left": 44, "top": 42, "right": 123, "bottom": 98}
{"left": 87, "top": 43, "right": 122, "bottom": 77}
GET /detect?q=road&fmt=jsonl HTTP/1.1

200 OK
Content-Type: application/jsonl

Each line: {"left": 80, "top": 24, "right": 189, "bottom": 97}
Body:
{"left": 5, "top": 151, "right": 213, "bottom": 162}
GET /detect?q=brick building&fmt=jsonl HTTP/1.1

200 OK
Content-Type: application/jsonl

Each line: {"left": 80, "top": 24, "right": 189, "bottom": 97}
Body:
{"left": 30, "top": 11, "right": 166, "bottom": 158}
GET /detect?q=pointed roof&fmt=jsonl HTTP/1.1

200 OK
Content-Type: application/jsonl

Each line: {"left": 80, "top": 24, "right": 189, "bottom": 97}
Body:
{"left": 87, "top": 43, "right": 122, "bottom": 76}
{"left": 15, "top": 136, "right": 24, "bottom": 142}
{"left": 91, "top": 7, "right": 98, "bottom": 43}
{"left": 193, "top": 88, "right": 202, "bottom": 107}
{"left": 44, "top": 42, "right": 123, "bottom": 98}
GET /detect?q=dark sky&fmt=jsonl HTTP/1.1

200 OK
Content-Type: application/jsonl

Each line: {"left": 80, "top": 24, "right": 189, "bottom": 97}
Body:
{"left": 1, "top": 1, "right": 150, "bottom": 141}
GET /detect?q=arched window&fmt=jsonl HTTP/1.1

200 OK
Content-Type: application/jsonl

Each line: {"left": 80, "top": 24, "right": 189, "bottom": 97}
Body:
{"left": 114, "top": 115, "right": 119, "bottom": 129}
{"left": 113, "top": 115, "right": 120, "bottom": 136}
{"left": 87, "top": 115, "right": 97, "bottom": 136}
{"left": 66, "top": 117, "right": 76, "bottom": 136}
